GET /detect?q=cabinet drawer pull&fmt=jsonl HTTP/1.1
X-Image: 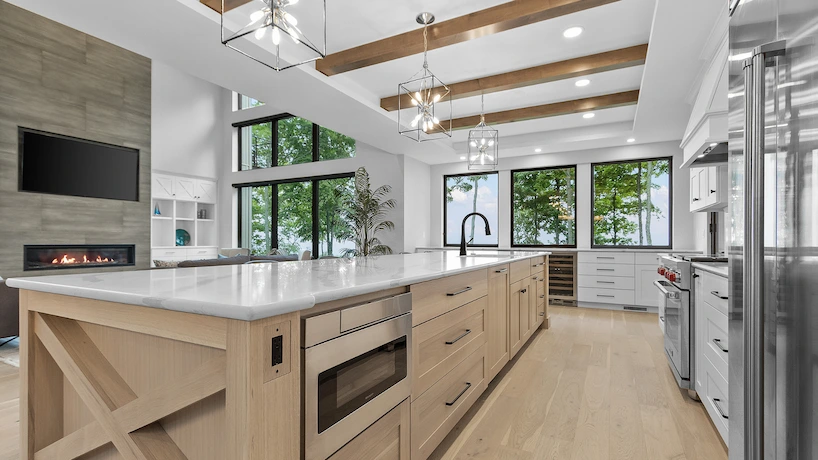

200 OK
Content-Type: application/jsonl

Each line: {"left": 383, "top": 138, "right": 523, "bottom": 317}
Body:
{"left": 539, "top": 295, "right": 545, "bottom": 299}
{"left": 597, "top": 294, "right": 615, "bottom": 298}
{"left": 710, "top": 189, "right": 717, "bottom": 194}
{"left": 539, "top": 311, "right": 545, "bottom": 316}
{"left": 596, "top": 256, "right": 615, "bottom": 260}
{"left": 520, "top": 288, "right": 527, "bottom": 294}
{"left": 596, "top": 280, "right": 615, "bottom": 284}
{"left": 659, "top": 316, "right": 665, "bottom": 321}
{"left": 596, "top": 268, "right": 615, "bottom": 272}
{"left": 693, "top": 198, "right": 701, "bottom": 202}
{"left": 713, "top": 338, "right": 728, "bottom": 353}
{"left": 713, "top": 398, "right": 729, "bottom": 419}
{"left": 495, "top": 268, "right": 508, "bottom": 273}
{"left": 446, "top": 287, "right": 472, "bottom": 297}
{"left": 445, "top": 329, "right": 472, "bottom": 345}
{"left": 710, "top": 291, "right": 728, "bottom": 300}
{"left": 532, "top": 276, "right": 538, "bottom": 280}
{"left": 539, "top": 278, "right": 544, "bottom": 282}
{"left": 445, "top": 382, "right": 472, "bottom": 406}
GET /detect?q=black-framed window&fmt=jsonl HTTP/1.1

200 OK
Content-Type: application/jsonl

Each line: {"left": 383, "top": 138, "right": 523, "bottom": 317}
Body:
{"left": 444, "top": 172, "right": 499, "bottom": 247}
{"left": 237, "top": 173, "right": 355, "bottom": 258}
{"left": 235, "top": 114, "right": 355, "bottom": 171}
{"left": 237, "top": 93, "right": 264, "bottom": 110}
{"left": 511, "top": 166, "right": 576, "bottom": 247}
{"left": 592, "top": 157, "right": 672, "bottom": 248}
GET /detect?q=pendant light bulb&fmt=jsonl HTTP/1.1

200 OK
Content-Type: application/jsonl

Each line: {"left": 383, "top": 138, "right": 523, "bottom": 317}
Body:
{"left": 433, "top": 94, "right": 441, "bottom": 103}
{"left": 283, "top": 12, "right": 297, "bottom": 26}
{"left": 470, "top": 141, "right": 477, "bottom": 147}
{"left": 250, "top": 10, "right": 265, "bottom": 22}
{"left": 255, "top": 27, "right": 266, "bottom": 40}
{"left": 272, "top": 26, "right": 281, "bottom": 45}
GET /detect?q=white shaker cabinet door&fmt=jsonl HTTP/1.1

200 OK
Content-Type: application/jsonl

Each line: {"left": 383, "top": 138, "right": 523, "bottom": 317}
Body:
{"left": 195, "top": 180, "right": 217, "bottom": 203}
{"left": 152, "top": 175, "right": 174, "bottom": 199}
{"left": 634, "top": 264, "right": 662, "bottom": 307}
{"left": 173, "top": 177, "right": 196, "bottom": 201}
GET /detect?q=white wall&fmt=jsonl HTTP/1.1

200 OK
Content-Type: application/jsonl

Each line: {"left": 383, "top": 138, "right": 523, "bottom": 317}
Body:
{"left": 151, "top": 61, "right": 223, "bottom": 180}
{"left": 401, "top": 156, "right": 431, "bottom": 252}
{"left": 217, "top": 96, "right": 405, "bottom": 252}
{"left": 429, "top": 141, "right": 699, "bottom": 250}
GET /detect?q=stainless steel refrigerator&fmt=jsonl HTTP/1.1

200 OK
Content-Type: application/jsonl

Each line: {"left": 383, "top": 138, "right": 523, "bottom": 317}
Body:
{"left": 729, "top": 0, "right": 818, "bottom": 458}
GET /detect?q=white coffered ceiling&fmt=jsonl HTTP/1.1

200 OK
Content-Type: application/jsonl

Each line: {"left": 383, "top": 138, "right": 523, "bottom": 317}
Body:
{"left": 6, "top": 0, "right": 724, "bottom": 165}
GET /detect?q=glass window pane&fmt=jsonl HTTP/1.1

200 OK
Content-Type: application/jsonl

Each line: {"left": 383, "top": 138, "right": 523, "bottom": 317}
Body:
{"left": 592, "top": 158, "right": 671, "bottom": 247}
{"left": 318, "top": 177, "right": 354, "bottom": 257}
{"left": 512, "top": 167, "right": 576, "bottom": 246}
{"left": 277, "top": 117, "right": 313, "bottom": 166}
{"left": 277, "top": 181, "right": 313, "bottom": 255}
{"left": 239, "top": 122, "right": 273, "bottom": 171}
{"left": 319, "top": 126, "right": 356, "bottom": 161}
{"left": 444, "top": 173, "right": 499, "bottom": 246}
{"left": 245, "top": 185, "right": 275, "bottom": 256}
{"left": 238, "top": 94, "right": 264, "bottom": 110}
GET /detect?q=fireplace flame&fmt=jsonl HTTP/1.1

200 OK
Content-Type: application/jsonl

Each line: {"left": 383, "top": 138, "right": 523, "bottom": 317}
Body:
{"left": 51, "top": 254, "right": 116, "bottom": 265}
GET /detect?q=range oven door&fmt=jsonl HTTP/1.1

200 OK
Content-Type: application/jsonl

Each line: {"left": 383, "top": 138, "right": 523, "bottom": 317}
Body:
{"left": 304, "top": 311, "right": 412, "bottom": 460}
{"left": 655, "top": 280, "right": 692, "bottom": 387}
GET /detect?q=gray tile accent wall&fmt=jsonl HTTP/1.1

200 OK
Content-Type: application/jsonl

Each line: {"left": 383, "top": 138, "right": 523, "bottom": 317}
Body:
{"left": 0, "top": 2, "right": 151, "bottom": 277}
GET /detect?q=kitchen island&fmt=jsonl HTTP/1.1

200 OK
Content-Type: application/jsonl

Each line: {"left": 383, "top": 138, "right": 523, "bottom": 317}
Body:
{"left": 8, "top": 251, "right": 549, "bottom": 460}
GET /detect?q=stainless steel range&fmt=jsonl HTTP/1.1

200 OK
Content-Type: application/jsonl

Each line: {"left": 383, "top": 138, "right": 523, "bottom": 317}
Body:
{"left": 655, "top": 254, "right": 697, "bottom": 397}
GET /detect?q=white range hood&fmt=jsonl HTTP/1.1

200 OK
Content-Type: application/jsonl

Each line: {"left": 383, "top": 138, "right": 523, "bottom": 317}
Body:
{"left": 679, "top": 28, "right": 728, "bottom": 168}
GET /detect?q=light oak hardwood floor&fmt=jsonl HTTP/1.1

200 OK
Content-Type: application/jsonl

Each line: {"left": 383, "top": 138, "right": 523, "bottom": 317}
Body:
{"left": 429, "top": 306, "right": 728, "bottom": 460}
{"left": 0, "top": 307, "right": 727, "bottom": 460}
{"left": 0, "top": 361, "right": 19, "bottom": 460}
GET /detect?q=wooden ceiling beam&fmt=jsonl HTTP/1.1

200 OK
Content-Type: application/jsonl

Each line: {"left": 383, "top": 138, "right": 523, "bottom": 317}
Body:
{"left": 429, "top": 90, "right": 639, "bottom": 133}
{"left": 200, "top": 0, "right": 251, "bottom": 14}
{"left": 315, "top": 0, "right": 621, "bottom": 76}
{"left": 380, "top": 45, "right": 648, "bottom": 112}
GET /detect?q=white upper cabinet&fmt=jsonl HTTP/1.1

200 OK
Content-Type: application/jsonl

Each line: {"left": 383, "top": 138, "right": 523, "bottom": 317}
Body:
{"left": 195, "top": 180, "right": 217, "bottom": 204}
{"left": 690, "top": 166, "right": 727, "bottom": 212}
{"left": 152, "top": 174, "right": 174, "bottom": 199}
{"left": 173, "top": 177, "right": 197, "bottom": 201}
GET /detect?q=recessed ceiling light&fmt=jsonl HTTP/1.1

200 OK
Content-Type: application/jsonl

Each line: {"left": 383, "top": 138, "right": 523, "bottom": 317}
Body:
{"left": 563, "top": 26, "right": 583, "bottom": 38}
{"left": 583, "top": 113, "right": 595, "bottom": 119}
{"left": 460, "top": 155, "right": 466, "bottom": 160}
{"left": 575, "top": 79, "right": 590, "bottom": 87}
{"left": 710, "top": 143, "right": 718, "bottom": 147}
{"left": 534, "top": 148, "right": 542, "bottom": 153}
{"left": 627, "top": 138, "right": 636, "bottom": 143}
{"left": 698, "top": 154, "right": 707, "bottom": 158}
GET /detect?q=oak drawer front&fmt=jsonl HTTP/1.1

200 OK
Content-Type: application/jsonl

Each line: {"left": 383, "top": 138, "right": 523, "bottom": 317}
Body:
{"left": 509, "top": 260, "right": 531, "bottom": 283}
{"left": 703, "top": 303, "right": 729, "bottom": 378}
{"left": 634, "top": 252, "right": 661, "bottom": 265}
{"left": 577, "top": 263, "right": 635, "bottom": 278}
{"left": 530, "top": 257, "right": 546, "bottom": 274}
{"left": 328, "top": 398, "right": 409, "bottom": 460}
{"left": 702, "top": 273, "right": 729, "bottom": 315}
{"left": 578, "top": 252, "right": 635, "bottom": 265}
{"left": 701, "top": 356, "right": 729, "bottom": 444}
{"left": 411, "top": 345, "right": 486, "bottom": 460}
{"left": 578, "top": 275, "right": 635, "bottom": 290}
{"left": 578, "top": 287, "right": 635, "bottom": 305}
{"left": 410, "top": 269, "right": 488, "bottom": 326}
{"left": 489, "top": 264, "right": 510, "bottom": 280}
{"left": 412, "top": 298, "right": 486, "bottom": 399}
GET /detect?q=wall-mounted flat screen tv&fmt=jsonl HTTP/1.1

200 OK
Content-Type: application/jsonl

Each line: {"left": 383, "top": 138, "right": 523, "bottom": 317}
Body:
{"left": 18, "top": 128, "right": 139, "bottom": 202}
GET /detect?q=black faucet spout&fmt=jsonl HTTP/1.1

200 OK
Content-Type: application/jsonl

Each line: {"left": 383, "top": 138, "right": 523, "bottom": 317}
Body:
{"left": 459, "top": 212, "right": 491, "bottom": 256}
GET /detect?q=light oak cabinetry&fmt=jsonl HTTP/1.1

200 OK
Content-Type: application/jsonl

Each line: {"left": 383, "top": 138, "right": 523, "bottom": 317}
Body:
{"left": 328, "top": 399, "right": 410, "bottom": 460}
{"left": 486, "top": 265, "right": 510, "bottom": 381}
{"left": 410, "top": 269, "right": 488, "bottom": 326}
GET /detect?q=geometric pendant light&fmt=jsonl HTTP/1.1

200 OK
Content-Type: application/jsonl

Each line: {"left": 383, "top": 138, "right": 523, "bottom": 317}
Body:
{"left": 467, "top": 94, "right": 499, "bottom": 170}
{"left": 397, "top": 13, "right": 452, "bottom": 142}
{"left": 220, "top": 0, "right": 327, "bottom": 72}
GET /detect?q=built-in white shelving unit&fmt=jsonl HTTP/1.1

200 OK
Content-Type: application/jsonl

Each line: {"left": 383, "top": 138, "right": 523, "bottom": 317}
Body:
{"left": 151, "top": 173, "right": 218, "bottom": 265}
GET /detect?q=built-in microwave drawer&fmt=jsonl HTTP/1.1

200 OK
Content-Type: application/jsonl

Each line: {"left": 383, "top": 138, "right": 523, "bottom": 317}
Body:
{"left": 412, "top": 297, "right": 486, "bottom": 398}
{"left": 578, "top": 252, "right": 635, "bottom": 265}
{"left": 578, "top": 263, "right": 635, "bottom": 278}
{"left": 578, "top": 274, "right": 635, "bottom": 290}
{"left": 410, "top": 269, "right": 487, "bottom": 326}
{"left": 702, "top": 272, "right": 729, "bottom": 315}
{"left": 411, "top": 344, "right": 486, "bottom": 460}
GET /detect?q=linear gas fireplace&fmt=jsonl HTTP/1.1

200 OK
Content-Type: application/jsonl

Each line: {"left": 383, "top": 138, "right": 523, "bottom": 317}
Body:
{"left": 24, "top": 244, "right": 135, "bottom": 271}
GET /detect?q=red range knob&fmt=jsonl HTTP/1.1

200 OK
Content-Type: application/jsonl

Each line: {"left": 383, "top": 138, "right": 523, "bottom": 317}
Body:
{"left": 658, "top": 267, "right": 666, "bottom": 275}
{"left": 669, "top": 273, "right": 677, "bottom": 282}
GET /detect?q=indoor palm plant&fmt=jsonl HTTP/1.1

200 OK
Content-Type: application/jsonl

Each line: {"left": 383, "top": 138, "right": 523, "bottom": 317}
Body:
{"left": 342, "top": 167, "right": 396, "bottom": 256}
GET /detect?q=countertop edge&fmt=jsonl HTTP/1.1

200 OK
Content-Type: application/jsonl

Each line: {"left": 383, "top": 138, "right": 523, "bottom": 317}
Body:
{"left": 7, "top": 252, "right": 550, "bottom": 321}
{"left": 692, "top": 262, "right": 729, "bottom": 278}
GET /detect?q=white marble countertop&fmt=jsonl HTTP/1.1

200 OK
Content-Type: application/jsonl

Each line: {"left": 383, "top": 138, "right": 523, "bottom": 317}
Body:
{"left": 7, "top": 251, "right": 548, "bottom": 321}
{"left": 416, "top": 247, "right": 701, "bottom": 253}
{"left": 692, "top": 262, "right": 729, "bottom": 278}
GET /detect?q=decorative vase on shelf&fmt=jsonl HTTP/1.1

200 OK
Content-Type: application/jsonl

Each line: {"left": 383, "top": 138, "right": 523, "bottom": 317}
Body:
{"left": 154, "top": 204, "right": 161, "bottom": 216}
